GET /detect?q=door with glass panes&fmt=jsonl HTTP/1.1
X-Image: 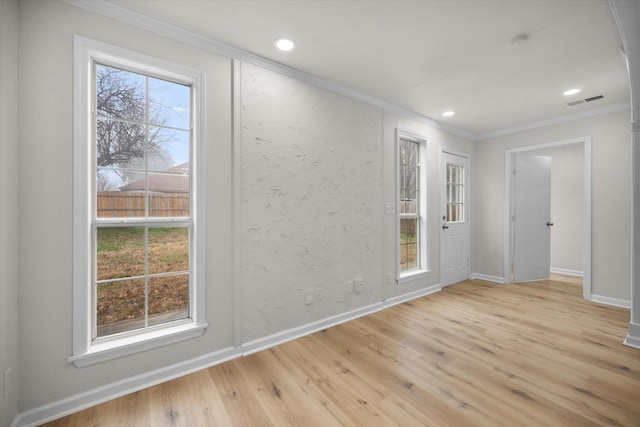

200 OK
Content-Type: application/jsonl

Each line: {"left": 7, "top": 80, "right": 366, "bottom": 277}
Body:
{"left": 441, "top": 151, "right": 469, "bottom": 286}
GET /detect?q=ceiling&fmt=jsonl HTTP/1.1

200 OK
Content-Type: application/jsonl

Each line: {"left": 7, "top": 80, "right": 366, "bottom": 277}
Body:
{"left": 111, "top": 0, "right": 630, "bottom": 138}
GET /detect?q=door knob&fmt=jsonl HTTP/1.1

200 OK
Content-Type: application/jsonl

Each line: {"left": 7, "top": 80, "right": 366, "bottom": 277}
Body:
{"left": 442, "top": 224, "right": 449, "bottom": 230}
{"left": 546, "top": 222, "right": 554, "bottom": 227}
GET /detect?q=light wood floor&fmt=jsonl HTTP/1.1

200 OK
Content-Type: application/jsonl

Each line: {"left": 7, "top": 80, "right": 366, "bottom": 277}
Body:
{"left": 44, "top": 277, "right": 640, "bottom": 426}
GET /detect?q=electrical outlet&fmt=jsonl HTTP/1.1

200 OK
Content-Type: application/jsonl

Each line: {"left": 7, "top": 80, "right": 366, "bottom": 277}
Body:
{"left": 355, "top": 279, "right": 364, "bottom": 293}
{"left": 3, "top": 367, "right": 12, "bottom": 398}
{"left": 305, "top": 290, "right": 314, "bottom": 305}
{"left": 347, "top": 280, "right": 354, "bottom": 292}
{"left": 315, "top": 288, "right": 322, "bottom": 301}
{"left": 385, "top": 203, "right": 395, "bottom": 214}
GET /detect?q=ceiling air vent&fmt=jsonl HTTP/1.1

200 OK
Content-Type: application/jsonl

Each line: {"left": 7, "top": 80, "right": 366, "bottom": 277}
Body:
{"left": 567, "top": 93, "right": 607, "bottom": 107}
{"left": 585, "top": 94, "right": 605, "bottom": 102}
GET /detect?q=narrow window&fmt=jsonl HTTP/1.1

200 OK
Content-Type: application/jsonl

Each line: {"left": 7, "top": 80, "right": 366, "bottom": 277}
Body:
{"left": 397, "top": 133, "right": 428, "bottom": 279}
{"left": 71, "top": 37, "right": 206, "bottom": 366}
{"left": 94, "top": 63, "right": 192, "bottom": 338}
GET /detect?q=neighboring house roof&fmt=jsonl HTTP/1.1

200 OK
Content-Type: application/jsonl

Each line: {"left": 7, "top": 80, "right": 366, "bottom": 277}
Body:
{"left": 119, "top": 162, "right": 189, "bottom": 193}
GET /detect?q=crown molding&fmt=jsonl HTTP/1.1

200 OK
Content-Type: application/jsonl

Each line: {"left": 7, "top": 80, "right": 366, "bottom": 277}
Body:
{"left": 62, "top": 1, "right": 632, "bottom": 143}
{"left": 62, "top": 0, "right": 477, "bottom": 141}
{"left": 476, "top": 102, "right": 631, "bottom": 141}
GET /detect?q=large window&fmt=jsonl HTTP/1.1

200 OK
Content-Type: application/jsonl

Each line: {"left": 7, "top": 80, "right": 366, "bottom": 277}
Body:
{"left": 397, "top": 133, "right": 428, "bottom": 280}
{"left": 71, "top": 37, "right": 206, "bottom": 366}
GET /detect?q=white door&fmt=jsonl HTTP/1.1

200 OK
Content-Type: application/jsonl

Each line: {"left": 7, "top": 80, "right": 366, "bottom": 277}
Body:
{"left": 513, "top": 154, "right": 552, "bottom": 282}
{"left": 441, "top": 151, "right": 469, "bottom": 286}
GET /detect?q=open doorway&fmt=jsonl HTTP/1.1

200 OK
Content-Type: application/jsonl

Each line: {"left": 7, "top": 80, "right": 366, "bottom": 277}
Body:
{"left": 504, "top": 137, "right": 592, "bottom": 300}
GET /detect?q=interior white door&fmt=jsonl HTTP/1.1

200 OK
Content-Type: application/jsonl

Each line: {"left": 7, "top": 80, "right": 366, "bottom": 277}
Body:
{"left": 513, "top": 154, "right": 552, "bottom": 282}
{"left": 441, "top": 151, "right": 469, "bottom": 286}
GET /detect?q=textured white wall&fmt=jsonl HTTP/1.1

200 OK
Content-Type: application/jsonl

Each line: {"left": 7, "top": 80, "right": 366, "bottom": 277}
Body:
{"left": 0, "top": 0, "right": 20, "bottom": 424}
{"left": 526, "top": 144, "right": 585, "bottom": 274}
{"left": 472, "top": 109, "right": 631, "bottom": 300}
{"left": 240, "top": 63, "right": 384, "bottom": 341}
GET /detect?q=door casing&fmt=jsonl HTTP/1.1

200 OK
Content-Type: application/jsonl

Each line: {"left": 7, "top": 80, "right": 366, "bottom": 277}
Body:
{"left": 503, "top": 137, "right": 592, "bottom": 300}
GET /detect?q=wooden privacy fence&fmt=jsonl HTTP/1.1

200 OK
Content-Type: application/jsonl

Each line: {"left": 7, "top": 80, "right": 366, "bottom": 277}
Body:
{"left": 97, "top": 191, "right": 189, "bottom": 217}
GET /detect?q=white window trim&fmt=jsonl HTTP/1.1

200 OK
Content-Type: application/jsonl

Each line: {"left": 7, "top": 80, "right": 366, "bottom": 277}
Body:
{"left": 396, "top": 130, "right": 430, "bottom": 284}
{"left": 70, "top": 35, "right": 207, "bottom": 367}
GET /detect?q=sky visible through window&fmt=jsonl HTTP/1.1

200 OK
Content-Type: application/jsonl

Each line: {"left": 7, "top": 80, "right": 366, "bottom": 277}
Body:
{"left": 96, "top": 63, "right": 191, "bottom": 191}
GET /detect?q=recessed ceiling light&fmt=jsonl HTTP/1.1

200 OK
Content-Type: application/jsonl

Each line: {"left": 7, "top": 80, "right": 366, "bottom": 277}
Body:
{"left": 511, "top": 34, "right": 529, "bottom": 45}
{"left": 442, "top": 111, "right": 455, "bottom": 117}
{"left": 275, "top": 38, "right": 296, "bottom": 52}
{"left": 563, "top": 88, "right": 581, "bottom": 96}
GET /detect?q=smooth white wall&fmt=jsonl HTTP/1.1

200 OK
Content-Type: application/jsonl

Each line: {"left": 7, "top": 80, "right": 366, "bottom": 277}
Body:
{"left": 472, "top": 109, "right": 631, "bottom": 301}
{"left": 0, "top": 0, "right": 20, "bottom": 424}
{"left": 17, "top": 0, "right": 234, "bottom": 411}
{"left": 526, "top": 144, "right": 584, "bottom": 274}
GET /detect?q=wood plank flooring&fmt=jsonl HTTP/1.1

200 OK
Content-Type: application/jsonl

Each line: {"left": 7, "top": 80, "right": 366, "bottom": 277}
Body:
{"left": 43, "top": 278, "right": 640, "bottom": 426}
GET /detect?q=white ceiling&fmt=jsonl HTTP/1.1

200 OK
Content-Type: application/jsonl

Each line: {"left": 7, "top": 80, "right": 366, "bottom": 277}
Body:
{"left": 111, "top": 0, "right": 630, "bottom": 138}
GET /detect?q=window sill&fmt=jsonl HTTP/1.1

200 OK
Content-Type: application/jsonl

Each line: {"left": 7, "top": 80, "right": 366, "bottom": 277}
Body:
{"left": 68, "top": 321, "right": 208, "bottom": 367}
{"left": 397, "top": 269, "right": 431, "bottom": 284}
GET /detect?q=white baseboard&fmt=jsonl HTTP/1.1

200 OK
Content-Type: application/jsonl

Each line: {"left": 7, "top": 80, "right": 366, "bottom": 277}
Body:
{"left": 590, "top": 294, "right": 631, "bottom": 309}
{"left": 383, "top": 284, "right": 441, "bottom": 307}
{"left": 242, "top": 284, "right": 442, "bottom": 357}
{"left": 12, "top": 346, "right": 241, "bottom": 427}
{"left": 240, "top": 301, "right": 386, "bottom": 356}
{"left": 624, "top": 322, "right": 640, "bottom": 349}
{"left": 550, "top": 267, "right": 584, "bottom": 277}
{"left": 469, "top": 273, "right": 505, "bottom": 284}
{"left": 11, "top": 285, "right": 441, "bottom": 427}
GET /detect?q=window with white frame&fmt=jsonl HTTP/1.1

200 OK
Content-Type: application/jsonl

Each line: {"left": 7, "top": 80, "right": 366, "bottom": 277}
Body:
{"left": 397, "top": 133, "right": 428, "bottom": 278}
{"left": 71, "top": 36, "right": 206, "bottom": 366}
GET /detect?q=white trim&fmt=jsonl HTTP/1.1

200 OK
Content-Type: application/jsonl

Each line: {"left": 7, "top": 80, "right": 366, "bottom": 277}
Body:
{"left": 72, "top": 34, "right": 92, "bottom": 358}
{"left": 624, "top": 322, "right": 640, "bottom": 349}
{"left": 440, "top": 148, "right": 471, "bottom": 286}
{"left": 550, "top": 267, "right": 584, "bottom": 277}
{"left": 383, "top": 284, "right": 441, "bottom": 307}
{"left": 397, "top": 270, "right": 431, "bottom": 284}
{"left": 68, "top": 322, "right": 207, "bottom": 368}
{"left": 11, "top": 284, "right": 441, "bottom": 427}
{"left": 63, "top": 0, "right": 476, "bottom": 141}
{"left": 13, "top": 345, "right": 241, "bottom": 427}
{"left": 469, "top": 273, "right": 505, "bottom": 284}
{"left": 63, "top": 1, "right": 632, "bottom": 144}
{"left": 232, "top": 59, "right": 243, "bottom": 347}
{"left": 503, "top": 137, "right": 592, "bottom": 302}
{"left": 241, "top": 302, "right": 385, "bottom": 356}
{"left": 71, "top": 35, "right": 207, "bottom": 366}
{"left": 590, "top": 294, "right": 631, "bottom": 309}
{"left": 396, "top": 130, "right": 429, "bottom": 279}
{"left": 477, "top": 102, "right": 631, "bottom": 141}
{"left": 441, "top": 147, "right": 470, "bottom": 159}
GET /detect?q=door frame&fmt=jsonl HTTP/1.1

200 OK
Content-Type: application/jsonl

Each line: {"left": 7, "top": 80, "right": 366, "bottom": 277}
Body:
{"left": 440, "top": 147, "right": 471, "bottom": 286}
{"left": 503, "top": 136, "right": 592, "bottom": 300}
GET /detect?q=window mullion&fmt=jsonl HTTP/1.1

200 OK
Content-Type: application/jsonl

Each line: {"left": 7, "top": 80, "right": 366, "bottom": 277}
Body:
{"left": 73, "top": 36, "right": 206, "bottom": 365}
{"left": 144, "top": 226, "right": 149, "bottom": 329}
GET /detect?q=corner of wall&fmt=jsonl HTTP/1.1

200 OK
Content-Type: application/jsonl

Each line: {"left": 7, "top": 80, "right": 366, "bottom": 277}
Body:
{"left": 0, "top": 0, "right": 21, "bottom": 425}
